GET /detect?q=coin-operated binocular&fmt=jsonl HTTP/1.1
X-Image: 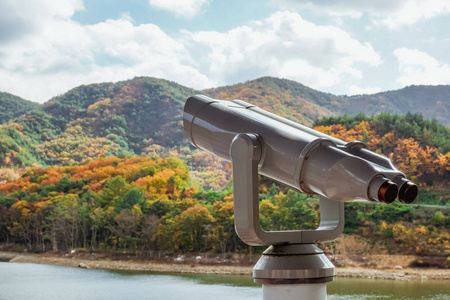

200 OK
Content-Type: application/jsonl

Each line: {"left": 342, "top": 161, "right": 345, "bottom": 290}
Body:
{"left": 183, "top": 95, "right": 418, "bottom": 299}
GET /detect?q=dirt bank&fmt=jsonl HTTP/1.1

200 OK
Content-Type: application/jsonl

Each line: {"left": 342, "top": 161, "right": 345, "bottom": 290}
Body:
{"left": 1, "top": 251, "right": 449, "bottom": 281}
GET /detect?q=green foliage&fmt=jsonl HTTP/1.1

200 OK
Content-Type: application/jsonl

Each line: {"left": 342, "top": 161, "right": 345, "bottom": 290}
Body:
{"left": 0, "top": 124, "right": 43, "bottom": 166}
{"left": 344, "top": 203, "right": 365, "bottom": 233}
{"left": 118, "top": 188, "right": 144, "bottom": 211}
{"left": 0, "top": 92, "right": 40, "bottom": 125}
{"left": 2, "top": 77, "right": 449, "bottom": 171}
{"left": 431, "top": 211, "right": 446, "bottom": 227}
{"left": 43, "top": 82, "right": 114, "bottom": 127}
{"left": 38, "top": 125, "right": 125, "bottom": 165}
{"left": 416, "top": 190, "right": 450, "bottom": 206}
{"left": 366, "top": 202, "right": 415, "bottom": 223}
{"left": 384, "top": 227, "right": 394, "bottom": 238}
{"left": 17, "top": 110, "right": 62, "bottom": 144}
{"left": 194, "top": 190, "right": 223, "bottom": 204}
{"left": 258, "top": 190, "right": 318, "bottom": 231}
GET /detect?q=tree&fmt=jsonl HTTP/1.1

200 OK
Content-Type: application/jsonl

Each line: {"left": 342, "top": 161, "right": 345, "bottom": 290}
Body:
{"left": 173, "top": 206, "right": 215, "bottom": 252}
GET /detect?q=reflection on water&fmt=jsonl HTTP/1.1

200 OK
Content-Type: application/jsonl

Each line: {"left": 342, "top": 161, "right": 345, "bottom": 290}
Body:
{"left": 328, "top": 277, "right": 450, "bottom": 300}
{"left": 0, "top": 263, "right": 449, "bottom": 300}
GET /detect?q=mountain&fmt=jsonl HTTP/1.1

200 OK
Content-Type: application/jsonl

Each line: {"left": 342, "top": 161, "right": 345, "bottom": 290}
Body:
{"left": 0, "top": 76, "right": 449, "bottom": 168}
{"left": 339, "top": 85, "right": 450, "bottom": 126}
{"left": 41, "top": 77, "right": 195, "bottom": 151}
{"left": 0, "top": 92, "right": 41, "bottom": 124}
{"left": 0, "top": 77, "right": 196, "bottom": 167}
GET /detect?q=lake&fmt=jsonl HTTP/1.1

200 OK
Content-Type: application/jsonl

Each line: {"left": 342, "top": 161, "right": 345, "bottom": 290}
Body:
{"left": 0, "top": 263, "right": 449, "bottom": 299}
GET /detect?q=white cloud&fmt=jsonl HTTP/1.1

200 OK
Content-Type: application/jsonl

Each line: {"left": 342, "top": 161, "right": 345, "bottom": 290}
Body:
{"left": 275, "top": 0, "right": 450, "bottom": 29}
{"left": 148, "top": 0, "right": 210, "bottom": 19}
{"left": 0, "top": 2, "right": 215, "bottom": 102}
{"left": 0, "top": 0, "right": 84, "bottom": 44}
{"left": 376, "top": 1, "right": 450, "bottom": 29}
{"left": 0, "top": 5, "right": 380, "bottom": 102}
{"left": 184, "top": 11, "right": 380, "bottom": 90}
{"left": 394, "top": 48, "right": 450, "bottom": 86}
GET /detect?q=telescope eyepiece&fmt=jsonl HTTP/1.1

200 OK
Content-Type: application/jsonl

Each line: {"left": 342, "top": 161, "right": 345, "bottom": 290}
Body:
{"left": 393, "top": 177, "right": 418, "bottom": 204}
{"left": 398, "top": 181, "right": 418, "bottom": 204}
{"left": 378, "top": 180, "right": 398, "bottom": 204}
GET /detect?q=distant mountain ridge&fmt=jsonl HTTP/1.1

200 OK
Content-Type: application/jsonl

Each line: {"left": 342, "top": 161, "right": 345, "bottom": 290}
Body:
{"left": 0, "top": 76, "right": 448, "bottom": 168}
{"left": 340, "top": 85, "right": 450, "bottom": 126}
{"left": 205, "top": 77, "right": 449, "bottom": 126}
{"left": 2, "top": 76, "right": 449, "bottom": 126}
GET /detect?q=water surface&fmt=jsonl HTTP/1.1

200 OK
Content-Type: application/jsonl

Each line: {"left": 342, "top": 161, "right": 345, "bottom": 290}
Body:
{"left": 0, "top": 263, "right": 449, "bottom": 299}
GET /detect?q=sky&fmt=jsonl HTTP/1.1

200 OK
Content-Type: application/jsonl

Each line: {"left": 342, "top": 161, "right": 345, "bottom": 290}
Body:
{"left": 1, "top": 0, "right": 450, "bottom": 103}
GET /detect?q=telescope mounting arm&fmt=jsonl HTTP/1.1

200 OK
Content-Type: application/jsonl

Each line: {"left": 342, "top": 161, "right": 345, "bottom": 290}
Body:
{"left": 230, "top": 133, "right": 345, "bottom": 246}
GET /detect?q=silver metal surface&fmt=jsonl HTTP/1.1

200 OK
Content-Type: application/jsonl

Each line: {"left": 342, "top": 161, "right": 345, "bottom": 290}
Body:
{"left": 253, "top": 244, "right": 335, "bottom": 284}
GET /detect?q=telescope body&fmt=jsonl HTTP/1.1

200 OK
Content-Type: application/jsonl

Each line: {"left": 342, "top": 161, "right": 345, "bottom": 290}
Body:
{"left": 183, "top": 95, "right": 417, "bottom": 204}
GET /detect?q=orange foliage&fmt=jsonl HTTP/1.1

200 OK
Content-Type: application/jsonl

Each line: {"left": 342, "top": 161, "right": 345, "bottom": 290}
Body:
{"left": 39, "top": 167, "right": 63, "bottom": 186}
{"left": 0, "top": 177, "right": 33, "bottom": 195}
{"left": 89, "top": 182, "right": 103, "bottom": 192}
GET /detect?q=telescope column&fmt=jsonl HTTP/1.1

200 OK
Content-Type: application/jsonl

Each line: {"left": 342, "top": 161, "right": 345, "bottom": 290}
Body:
{"left": 262, "top": 284, "right": 326, "bottom": 300}
{"left": 253, "top": 244, "right": 334, "bottom": 300}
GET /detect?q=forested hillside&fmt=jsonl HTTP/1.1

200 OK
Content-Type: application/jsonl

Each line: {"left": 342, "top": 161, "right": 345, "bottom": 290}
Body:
{"left": 0, "top": 154, "right": 448, "bottom": 257}
{"left": 0, "top": 77, "right": 195, "bottom": 168}
{"left": 0, "top": 76, "right": 449, "bottom": 259}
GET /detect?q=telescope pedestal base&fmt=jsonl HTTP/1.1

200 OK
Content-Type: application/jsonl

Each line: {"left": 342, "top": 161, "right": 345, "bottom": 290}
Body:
{"left": 262, "top": 283, "right": 327, "bottom": 300}
{"left": 253, "top": 244, "right": 334, "bottom": 300}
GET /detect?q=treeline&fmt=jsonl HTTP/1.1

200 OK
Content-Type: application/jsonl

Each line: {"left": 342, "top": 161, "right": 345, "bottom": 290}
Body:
{"left": 0, "top": 155, "right": 316, "bottom": 254}
{"left": 0, "top": 155, "right": 449, "bottom": 257}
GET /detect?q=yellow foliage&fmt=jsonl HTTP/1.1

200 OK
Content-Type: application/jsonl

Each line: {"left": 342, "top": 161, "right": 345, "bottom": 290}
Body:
{"left": 379, "top": 221, "right": 388, "bottom": 233}
{"left": 259, "top": 199, "right": 276, "bottom": 218}
{"left": 415, "top": 226, "right": 428, "bottom": 235}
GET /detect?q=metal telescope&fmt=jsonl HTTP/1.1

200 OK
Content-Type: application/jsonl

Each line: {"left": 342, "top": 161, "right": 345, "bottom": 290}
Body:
{"left": 183, "top": 94, "right": 418, "bottom": 299}
{"left": 184, "top": 95, "right": 417, "bottom": 205}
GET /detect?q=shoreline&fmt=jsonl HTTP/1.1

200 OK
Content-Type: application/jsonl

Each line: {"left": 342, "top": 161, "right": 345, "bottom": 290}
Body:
{"left": 2, "top": 251, "right": 450, "bottom": 281}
